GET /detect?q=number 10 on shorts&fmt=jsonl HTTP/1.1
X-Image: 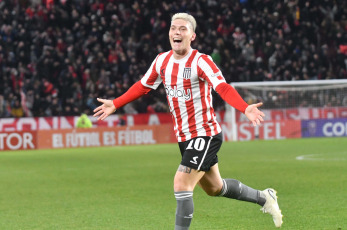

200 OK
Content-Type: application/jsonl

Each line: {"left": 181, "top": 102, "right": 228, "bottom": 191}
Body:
{"left": 186, "top": 138, "right": 206, "bottom": 151}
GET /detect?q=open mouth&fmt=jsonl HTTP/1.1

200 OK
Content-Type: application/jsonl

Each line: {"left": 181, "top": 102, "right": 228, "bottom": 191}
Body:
{"left": 173, "top": 38, "right": 182, "bottom": 43}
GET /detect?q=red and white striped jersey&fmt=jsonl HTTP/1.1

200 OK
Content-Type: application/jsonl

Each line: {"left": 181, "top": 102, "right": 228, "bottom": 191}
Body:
{"left": 141, "top": 49, "right": 226, "bottom": 142}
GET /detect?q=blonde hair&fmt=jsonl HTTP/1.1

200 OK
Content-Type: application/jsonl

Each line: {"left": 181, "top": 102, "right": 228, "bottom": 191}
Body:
{"left": 171, "top": 13, "right": 197, "bottom": 32}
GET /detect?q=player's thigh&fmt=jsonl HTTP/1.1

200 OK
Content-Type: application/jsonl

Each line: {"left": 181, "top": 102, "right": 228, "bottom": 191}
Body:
{"left": 174, "top": 165, "right": 205, "bottom": 192}
{"left": 198, "top": 163, "right": 223, "bottom": 196}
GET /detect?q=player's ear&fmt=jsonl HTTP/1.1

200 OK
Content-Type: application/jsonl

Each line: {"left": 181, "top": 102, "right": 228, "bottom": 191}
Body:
{"left": 191, "top": 33, "right": 196, "bottom": 41}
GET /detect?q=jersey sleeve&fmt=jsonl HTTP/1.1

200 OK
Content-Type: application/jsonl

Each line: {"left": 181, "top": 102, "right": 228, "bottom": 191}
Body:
{"left": 140, "top": 55, "right": 162, "bottom": 90}
{"left": 215, "top": 82, "right": 249, "bottom": 113}
{"left": 197, "top": 55, "right": 226, "bottom": 90}
{"left": 112, "top": 81, "right": 152, "bottom": 109}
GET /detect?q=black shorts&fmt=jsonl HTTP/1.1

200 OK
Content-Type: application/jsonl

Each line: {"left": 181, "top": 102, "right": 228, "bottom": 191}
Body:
{"left": 178, "top": 132, "right": 223, "bottom": 172}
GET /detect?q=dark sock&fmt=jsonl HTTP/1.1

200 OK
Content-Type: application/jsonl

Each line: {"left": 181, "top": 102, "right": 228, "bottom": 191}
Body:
{"left": 218, "top": 178, "right": 266, "bottom": 206}
{"left": 174, "top": 191, "right": 194, "bottom": 230}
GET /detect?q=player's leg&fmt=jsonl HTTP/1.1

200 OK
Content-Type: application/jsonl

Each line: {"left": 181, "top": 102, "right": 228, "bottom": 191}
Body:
{"left": 198, "top": 162, "right": 283, "bottom": 227}
{"left": 174, "top": 165, "right": 205, "bottom": 230}
{"left": 174, "top": 134, "right": 220, "bottom": 230}
{"left": 197, "top": 163, "right": 223, "bottom": 196}
{"left": 174, "top": 165, "right": 205, "bottom": 191}
{"left": 198, "top": 163, "right": 266, "bottom": 205}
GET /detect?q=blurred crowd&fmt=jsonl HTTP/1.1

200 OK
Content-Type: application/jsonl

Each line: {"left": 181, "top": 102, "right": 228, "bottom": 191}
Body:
{"left": 0, "top": 0, "right": 346, "bottom": 118}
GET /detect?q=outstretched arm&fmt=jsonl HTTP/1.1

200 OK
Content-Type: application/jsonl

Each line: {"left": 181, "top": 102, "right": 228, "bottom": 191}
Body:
{"left": 215, "top": 82, "right": 265, "bottom": 126}
{"left": 93, "top": 81, "right": 152, "bottom": 120}
{"left": 197, "top": 55, "right": 265, "bottom": 126}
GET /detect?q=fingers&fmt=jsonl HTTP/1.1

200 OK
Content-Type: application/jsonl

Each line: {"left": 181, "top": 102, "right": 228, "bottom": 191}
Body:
{"left": 255, "top": 102, "right": 263, "bottom": 107}
{"left": 258, "top": 114, "right": 264, "bottom": 122}
{"left": 95, "top": 111, "right": 105, "bottom": 120}
{"left": 254, "top": 103, "right": 265, "bottom": 116}
{"left": 93, "top": 105, "right": 102, "bottom": 114}
{"left": 93, "top": 109, "right": 104, "bottom": 117}
{"left": 251, "top": 114, "right": 265, "bottom": 127}
{"left": 94, "top": 110, "right": 110, "bottom": 121}
{"left": 252, "top": 118, "right": 261, "bottom": 127}
{"left": 93, "top": 98, "right": 107, "bottom": 112}
{"left": 254, "top": 106, "right": 265, "bottom": 118}
{"left": 93, "top": 106, "right": 100, "bottom": 112}
{"left": 99, "top": 112, "right": 109, "bottom": 121}
{"left": 97, "top": 98, "right": 106, "bottom": 103}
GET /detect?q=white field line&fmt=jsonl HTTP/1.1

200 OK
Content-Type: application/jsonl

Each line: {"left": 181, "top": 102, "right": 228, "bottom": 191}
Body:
{"left": 296, "top": 153, "right": 347, "bottom": 161}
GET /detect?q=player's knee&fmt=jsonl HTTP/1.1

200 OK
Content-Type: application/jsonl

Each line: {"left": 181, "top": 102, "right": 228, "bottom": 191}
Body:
{"left": 174, "top": 181, "right": 193, "bottom": 192}
{"left": 204, "top": 190, "right": 218, "bottom": 196}
{"left": 173, "top": 170, "right": 197, "bottom": 192}
{"left": 203, "top": 187, "right": 222, "bottom": 196}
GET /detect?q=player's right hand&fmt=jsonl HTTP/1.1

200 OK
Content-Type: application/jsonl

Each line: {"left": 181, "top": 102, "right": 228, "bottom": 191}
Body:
{"left": 93, "top": 98, "right": 117, "bottom": 120}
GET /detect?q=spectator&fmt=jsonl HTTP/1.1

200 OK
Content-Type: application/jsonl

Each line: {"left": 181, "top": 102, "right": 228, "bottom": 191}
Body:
{"left": 0, "top": 94, "right": 9, "bottom": 117}
{"left": 10, "top": 99, "right": 24, "bottom": 118}
{"left": 0, "top": 0, "right": 346, "bottom": 118}
{"left": 75, "top": 113, "right": 93, "bottom": 128}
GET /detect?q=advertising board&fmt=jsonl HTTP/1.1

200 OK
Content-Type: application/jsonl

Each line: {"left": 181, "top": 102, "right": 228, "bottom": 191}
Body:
{"left": 302, "top": 118, "right": 347, "bottom": 137}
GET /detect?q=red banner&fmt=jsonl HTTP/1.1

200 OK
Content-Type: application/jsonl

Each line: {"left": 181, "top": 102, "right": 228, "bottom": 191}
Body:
{"left": 235, "top": 107, "right": 347, "bottom": 122}
{"left": 221, "top": 120, "right": 302, "bottom": 141}
{"left": 0, "top": 131, "right": 37, "bottom": 150}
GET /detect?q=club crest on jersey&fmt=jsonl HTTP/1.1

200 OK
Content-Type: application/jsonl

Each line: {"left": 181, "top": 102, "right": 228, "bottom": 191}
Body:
{"left": 183, "top": 67, "right": 191, "bottom": 80}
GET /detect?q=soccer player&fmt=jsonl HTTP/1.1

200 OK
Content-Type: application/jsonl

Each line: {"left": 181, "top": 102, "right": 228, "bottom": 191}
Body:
{"left": 93, "top": 13, "right": 283, "bottom": 229}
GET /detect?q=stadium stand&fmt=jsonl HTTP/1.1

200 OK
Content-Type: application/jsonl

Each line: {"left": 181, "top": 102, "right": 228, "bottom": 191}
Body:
{"left": 0, "top": 0, "right": 346, "bottom": 118}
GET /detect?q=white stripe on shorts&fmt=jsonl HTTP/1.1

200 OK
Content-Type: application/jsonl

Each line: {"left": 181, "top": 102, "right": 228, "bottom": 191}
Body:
{"left": 197, "top": 136, "right": 213, "bottom": 170}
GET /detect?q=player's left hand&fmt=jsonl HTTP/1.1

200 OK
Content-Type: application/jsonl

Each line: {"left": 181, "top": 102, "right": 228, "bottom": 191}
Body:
{"left": 244, "top": 102, "right": 265, "bottom": 127}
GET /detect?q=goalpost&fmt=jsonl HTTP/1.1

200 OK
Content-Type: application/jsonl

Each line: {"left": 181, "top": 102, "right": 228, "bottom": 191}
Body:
{"left": 225, "top": 79, "right": 347, "bottom": 141}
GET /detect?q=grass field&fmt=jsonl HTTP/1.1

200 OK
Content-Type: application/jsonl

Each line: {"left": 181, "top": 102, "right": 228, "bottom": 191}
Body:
{"left": 0, "top": 137, "right": 346, "bottom": 230}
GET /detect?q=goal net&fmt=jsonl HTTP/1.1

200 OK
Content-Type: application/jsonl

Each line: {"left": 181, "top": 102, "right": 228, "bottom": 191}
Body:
{"left": 224, "top": 80, "right": 347, "bottom": 141}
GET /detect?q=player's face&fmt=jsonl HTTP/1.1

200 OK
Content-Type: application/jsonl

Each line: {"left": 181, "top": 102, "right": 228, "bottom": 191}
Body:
{"left": 169, "top": 19, "right": 196, "bottom": 58}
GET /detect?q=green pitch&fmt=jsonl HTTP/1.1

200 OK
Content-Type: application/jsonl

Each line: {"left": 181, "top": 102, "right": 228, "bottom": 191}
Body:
{"left": 1, "top": 138, "right": 346, "bottom": 230}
